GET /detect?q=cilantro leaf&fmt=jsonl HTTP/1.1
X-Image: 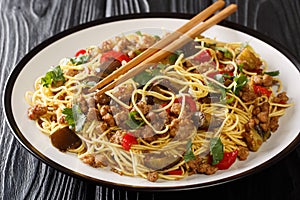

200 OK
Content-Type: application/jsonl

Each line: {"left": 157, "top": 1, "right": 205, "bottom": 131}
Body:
{"left": 233, "top": 74, "right": 248, "bottom": 95}
{"left": 62, "top": 104, "right": 86, "bottom": 131}
{"left": 72, "top": 104, "right": 86, "bottom": 131}
{"left": 214, "top": 73, "right": 225, "bottom": 83}
{"left": 135, "top": 31, "right": 143, "bottom": 36}
{"left": 125, "top": 111, "right": 145, "bottom": 129}
{"left": 264, "top": 70, "right": 280, "bottom": 76}
{"left": 226, "top": 96, "right": 235, "bottom": 104}
{"left": 214, "top": 47, "right": 232, "bottom": 59}
{"left": 210, "top": 137, "right": 224, "bottom": 165}
{"left": 154, "top": 35, "right": 161, "bottom": 40}
{"left": 168, "top": 53, "right": 178, "bottom": 64}
{"left": 133, "top": 71, "right": 153, "bottom": 86}
{"left": 133, "top": 63, "right": 165, "bottom": 85}
{"left": 237, "top": 63, "right": 244, "bottom": 73}
{"left": 219, "top": 88, "right": 227, "bottom": 103}
{"left": 62, "top": 107, "right": 75, "bottom": 128}
{"left": 41, "top": 65, "right": 65, "bottom": 87}
{"left": 168, "top": 50, "right": 183, "bottom": 64}
{"left": 184, "top": 140, "right": 195, "bottom": 162}
{"left": 70, "top": 55, "right": 90, "bottom": 65}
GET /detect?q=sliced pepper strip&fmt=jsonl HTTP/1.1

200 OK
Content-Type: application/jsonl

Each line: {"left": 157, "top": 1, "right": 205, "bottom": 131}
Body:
{"left": 214, "top": 149, "right": 238, "bottom": 170}
{"left": 167, "top": 169, "right": 183, "bottom": 175}
{"left": 253, "top": 85, "right": 272, "bottom": 97}
{"left": 100, "top": 50, "right": 131, "bottom": 63}
{"left": 122, "top": 133, "right": 138, "bottom": 151}
{"left": 75, "top": 49, "right": 86, "bottom": 57}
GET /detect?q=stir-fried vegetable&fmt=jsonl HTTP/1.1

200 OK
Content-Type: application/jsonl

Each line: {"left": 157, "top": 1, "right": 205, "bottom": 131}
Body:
{"left": 122, "top": 133, "right": 138, "bottom": 150}
{"left": 184, "top": 140, "right": 196, "bottom": 162}
{"left": 210, "top": 137, "right": 224, "bottom": 165}
{"left": 62, "top": 104, "right": 86, "bottom": 131}
{"left": 41, "top": 65, "right": 65, "bottom": 87}
{"left": 214, "top": 150, "right": 238, "bottom": 170}
{"left": 100, "top": 50, "right": 131, "bottom": 63}
{"left": 125, "top": 111, "right": 145, "bottom": 129}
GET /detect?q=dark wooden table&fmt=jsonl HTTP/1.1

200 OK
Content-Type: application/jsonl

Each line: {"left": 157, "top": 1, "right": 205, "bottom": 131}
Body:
{"left": 1, "top": 0, "right": 300, "bottom": 199}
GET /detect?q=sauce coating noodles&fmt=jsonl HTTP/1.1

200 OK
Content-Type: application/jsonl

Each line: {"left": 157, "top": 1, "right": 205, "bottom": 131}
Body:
{"left": 26, "top": 32, "right": 291, "bottom": 182}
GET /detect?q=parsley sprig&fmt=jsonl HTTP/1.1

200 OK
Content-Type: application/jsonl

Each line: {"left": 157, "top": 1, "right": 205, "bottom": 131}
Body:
{"left": 210, "top": 137, "right": 224, "bottom": 165}
{"left": 184, "top": 140, "right": 196, "bottom": 162}
{"left": 233, "top": 74, "right": 248, "bottom": 95}
{"left": 125, "top": 111, "right": 145, "bottom": 129}
{"left": 62, "top": 104, "right": 86, "bottom": 131}
{"left": 264, "top": 70, "right": 280, "bottom": 76}
{"left": 133, "top": 63, "right": 165, "bottom": 85}
{"left": 70, "top": 54, "right": 90, "bottom": 65}
{"left": 41, "top": 65, "right": 65, "bottom": 87}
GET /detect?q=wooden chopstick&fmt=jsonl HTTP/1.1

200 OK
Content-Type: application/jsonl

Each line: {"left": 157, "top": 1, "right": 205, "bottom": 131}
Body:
{"left": 89, "top": 0, "right": 225, "bottom": 92}
{"left": 92, "top": 3, "right": 237, "bottom": 95}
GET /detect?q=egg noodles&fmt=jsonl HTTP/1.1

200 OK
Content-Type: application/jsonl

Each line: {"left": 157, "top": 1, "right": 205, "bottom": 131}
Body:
{"left": 26, "top": 31, "right": 291, "bottom": 182}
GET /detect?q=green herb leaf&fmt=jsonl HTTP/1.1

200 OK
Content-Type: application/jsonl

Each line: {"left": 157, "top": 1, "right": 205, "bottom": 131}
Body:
{"left": 264, "top": 70, "right": 280, "bottom": 76}
{"left": 72, "top": 104, "right": 86, "bottom": 131}
{"left": 184, "top": 140, "right": 195, "bottom": 162}
{"left": 154, "top": 35, "right": 161, "bottom": 40}
{"left": 133, "top": 71, "right": 153, "bottom": 86}
{"left": 207, "top": 82, "right": 227, "bottom": 104}
{"left": 214, "top": 74, "right": 224, "bottom": 83}
{"left": 237, "top": 63, "right": 244, "bottom": 73}
{"left": 233, "top": 74, "right": 248, "bottom": 95}
{"left": 41, "top": 65, "right": 65, "bottom": 87}
{"left": 219, "top": 88, "right": 227, "bottom": 103}
{"left": 133, "top": 63, "right": 165, "bottom": 85}
{"left": 168, "top": 53, "right": 178, "bottom": 64}
{"left": 168, "top": 50, "right": 183, "bottom": 64}
{"left": 214, "top": 47, "right": 227, "bottom": 52}
{"left": 125, "top": 111, "right": 145, "bottom": 129}
{"left": 70, "top": 55, "right": 90, "bottom": 65}
{"left": 222, "top": 73, "right": 233, "bottom": 79}
{"left": 215, "top": 47, "right": 232, "bottom": 59}
{"left": 210, "top": 137, "right": 224, "bottom": 165}
{"left": 226, "top": 96, "right": 235, "bottom": 104}
{"left": 63, "top": 104, "right": 86, "bottom": 131}
{"left": 135, "top": 31, "right": 143, "bottom": 36}
{"left": 134, "top": 49, "right": 142, "bottom": 55}
{"left": 62, "top": 107, "right": 75, "bottom": 128}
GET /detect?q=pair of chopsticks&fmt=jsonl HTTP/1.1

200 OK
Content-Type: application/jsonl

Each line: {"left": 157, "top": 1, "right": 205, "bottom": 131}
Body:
{"left": 89, "top": 1, "right": 237, "bottom": 94}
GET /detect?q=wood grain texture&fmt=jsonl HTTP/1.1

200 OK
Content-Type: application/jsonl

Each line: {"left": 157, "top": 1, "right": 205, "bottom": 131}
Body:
{"left": 1, "top": 0, "right": 300, "bottom": 199}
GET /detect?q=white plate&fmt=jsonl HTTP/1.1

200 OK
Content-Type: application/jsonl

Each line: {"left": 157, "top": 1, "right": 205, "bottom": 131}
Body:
{"left": 3, "top": 14, "right": 300, "bottom": 190}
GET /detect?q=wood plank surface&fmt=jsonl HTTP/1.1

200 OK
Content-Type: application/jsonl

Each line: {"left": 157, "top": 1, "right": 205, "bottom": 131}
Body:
{"left": 1, "top": 0, "right": 299, "bottom": 199}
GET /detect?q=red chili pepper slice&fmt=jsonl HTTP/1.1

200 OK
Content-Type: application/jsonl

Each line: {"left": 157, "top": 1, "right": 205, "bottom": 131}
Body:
{"left": 253, "top": 85, "right": 272, "bottom": 97}
{"left": 100, "top": 50, "right": 131, "bottom": 63}
{"left": 75, "top": 49, "right": 86, "bottom": 57}
{"left": 215, "top": 149, "right": 238, "bottom": 170}
{"left": 122, "top": 133, "right": 138, "bottom": 151}
{"left": 174, "top": 96, "right": 197, "bottom": 112}
{"left": 218, "top": 63, "right": 226, "bottom": 69}
{"left": 167, "top": 169, "right": 183, "bottom": 175}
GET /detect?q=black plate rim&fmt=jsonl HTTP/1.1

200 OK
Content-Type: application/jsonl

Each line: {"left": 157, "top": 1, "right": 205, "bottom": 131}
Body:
{"left": 3, "top": 12, "right": 300, "bottom": 192}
